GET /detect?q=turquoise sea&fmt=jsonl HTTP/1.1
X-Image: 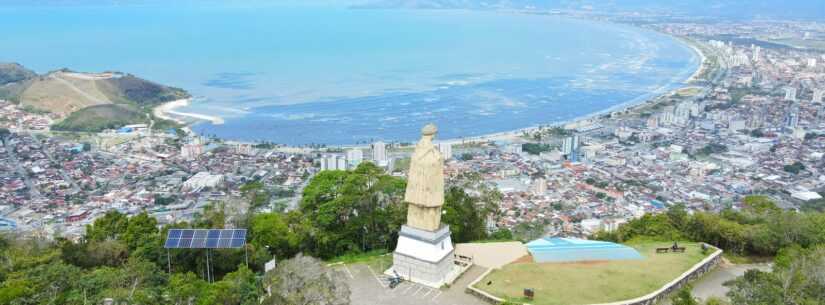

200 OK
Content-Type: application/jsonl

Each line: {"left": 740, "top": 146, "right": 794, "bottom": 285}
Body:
{"left": 0, "top": 2, "right": 699, "bottom": 145}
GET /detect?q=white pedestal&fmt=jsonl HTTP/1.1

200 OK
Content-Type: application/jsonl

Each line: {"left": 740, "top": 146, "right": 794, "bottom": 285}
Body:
{"left": 387, "top": 225, "right": 463, "bottom": 288}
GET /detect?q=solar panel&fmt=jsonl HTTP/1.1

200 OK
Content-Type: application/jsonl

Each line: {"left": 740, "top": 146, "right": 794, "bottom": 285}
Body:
{"left": 181, "top": 230, "right": 194, "bottom": 239}
{"left": 194, "top": 230, "right": 207, "bottom": 239}
{"left": 164, "top": 229, "right": 246, "bottom": 249}
{"left": 191, "top": 238, "right": 207, "bottom": 248}
{"left": 206, "top": 238, "right": 219, "bottom": 248}
{"left": 168, "top": 229, "right": 182, "bottom": 239}
{"left": 164, "top": 238, "right": 179, "bottom": 248}
{"left": 207, "top": 230, "right": 221, "bottom": 239}
{"left": 233, "top": 230, "right": 246, "bottom": 239}
{"left": 219, "top": 230, "right": 233, "bottom": 239}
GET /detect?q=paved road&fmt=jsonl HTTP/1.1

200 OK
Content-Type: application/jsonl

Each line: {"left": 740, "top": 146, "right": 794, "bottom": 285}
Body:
{"left": 4, "top": 138, "right": 42, "bottom": 199}
{"left": 660, "top": 263, "right": 772, "bottom": 304}
{"left": 690, "top": 263, "right": 772, "bottom": 302}
{"left": 286, "top": 172, "right": 313, "bottom": 211}
{"left": 31, "top": 134, "right": 82, "bottom": 194}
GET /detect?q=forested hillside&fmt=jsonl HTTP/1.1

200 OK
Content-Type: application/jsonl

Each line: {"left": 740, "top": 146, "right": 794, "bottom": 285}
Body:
{"left": 0, "top": 163, "right": 499, "bottom": 304}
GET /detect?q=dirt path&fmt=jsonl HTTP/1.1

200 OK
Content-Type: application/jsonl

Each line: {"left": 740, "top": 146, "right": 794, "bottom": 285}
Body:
{"left": 49, "top": 74, "right": 110, "bottom": 105}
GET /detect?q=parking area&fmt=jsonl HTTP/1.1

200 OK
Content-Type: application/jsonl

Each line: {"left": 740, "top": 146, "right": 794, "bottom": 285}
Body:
{"left": 336, "top": 262, "right": 487, "bottom": 305}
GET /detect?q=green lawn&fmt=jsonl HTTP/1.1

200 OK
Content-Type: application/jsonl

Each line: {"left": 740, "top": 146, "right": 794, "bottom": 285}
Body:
{"left": 328, "top": 249, "right": 393, "bottom": 271}
{"left": 480, "top": 242, "right": 710, "bottom": 305}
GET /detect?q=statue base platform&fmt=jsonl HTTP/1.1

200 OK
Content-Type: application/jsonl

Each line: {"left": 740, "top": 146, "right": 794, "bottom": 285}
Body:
{"left": 387, "top": 225, "right": 464, "bottom": 288}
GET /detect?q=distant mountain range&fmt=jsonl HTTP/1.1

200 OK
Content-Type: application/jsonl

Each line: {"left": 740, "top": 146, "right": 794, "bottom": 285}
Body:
{"left": 355, "top": 0, "right": 825, "bottom": 20}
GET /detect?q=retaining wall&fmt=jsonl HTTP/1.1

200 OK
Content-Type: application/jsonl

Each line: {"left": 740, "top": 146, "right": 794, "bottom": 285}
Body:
{"left": 466, "top": 243, "right": 723, "bottom": 305}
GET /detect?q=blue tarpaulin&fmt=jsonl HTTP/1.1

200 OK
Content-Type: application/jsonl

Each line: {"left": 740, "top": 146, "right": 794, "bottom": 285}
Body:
{"left": 526, "top": 237, "right": 644, "bottom": 263}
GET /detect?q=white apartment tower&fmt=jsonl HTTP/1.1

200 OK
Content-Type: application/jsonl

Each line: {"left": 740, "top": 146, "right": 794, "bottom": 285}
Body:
{"left": 752, "top": 45, "right": 761, "bottom": 62}
{"left": 531, "top": 178, "right": 547, "bottom": 195}
{"left": 320, "top": 155, "right": 347, "bottom": 171}
{"left": 660, "top": 106, "right": 676, "bottom": 126}
{"left": 785, "top": 105, "right": 800, "bottom": 130}
{"left": 784, "top": 87, "right": 798, "bottom": 102}
{"left": 372, "top": 141, "right": 387, "bottom": 166}
{"left": 812, "top": 89, "right": 824, "bottom": 104}
{"left": 562, "top": 135, "right": 580, "bottom": 156}
{"left": 437, "top": 142, "right": 453, "bottom": 160}
{"left": 346, "top": 149, "right": 364, "bottom": 169}
{"left": 181, "top": 143, "right": 204, "bottom": 161}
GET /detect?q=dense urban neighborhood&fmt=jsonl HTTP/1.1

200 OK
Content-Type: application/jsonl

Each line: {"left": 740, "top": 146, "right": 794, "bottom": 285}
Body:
{"left": 3, "top": 18, "right": 824, "bottom": 240}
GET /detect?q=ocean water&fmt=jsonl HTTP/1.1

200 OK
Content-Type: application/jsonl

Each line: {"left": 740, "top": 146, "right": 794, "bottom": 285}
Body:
{"left": 0, "top": 3, "right": 699, "bottom": 145}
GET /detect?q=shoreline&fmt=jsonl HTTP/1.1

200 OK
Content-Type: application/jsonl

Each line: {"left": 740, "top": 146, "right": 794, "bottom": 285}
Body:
{"left": 153, "top": 98, "right": 225, "bottom": 126}
{"left": 155, "top": 29, "right": 708, "bottom": 150}
{"left": 330, "top": 34, "right": 709, "bottom": 149}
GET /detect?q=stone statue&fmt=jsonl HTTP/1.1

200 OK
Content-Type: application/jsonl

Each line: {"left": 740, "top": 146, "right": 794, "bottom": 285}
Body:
{"left": 390, "top": 123, "right": 459, "bottom": 287}
{"left": 404, "top": 123, "right": 445, "bottom": 232}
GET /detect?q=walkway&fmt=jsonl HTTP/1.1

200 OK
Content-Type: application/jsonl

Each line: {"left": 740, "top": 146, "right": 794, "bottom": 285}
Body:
{"left": 343, "top": 262, "right": 486, "bottom": 305}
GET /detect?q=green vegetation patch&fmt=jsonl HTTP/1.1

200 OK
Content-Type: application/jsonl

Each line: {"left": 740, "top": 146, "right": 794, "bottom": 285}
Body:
{"left": 0, "top": 63, "right": 36, "bottom": 85}
{"left": 481, "top": 242, "right": 709, "bottom": 305}
{"left": 52, "top": 104, "right": 147, "bottom": 132}
{"left": 522, "top": 143, "right": 553, "bottom": 155}
{"left": 102, "top": 74, "right": 190, "bottom": 106}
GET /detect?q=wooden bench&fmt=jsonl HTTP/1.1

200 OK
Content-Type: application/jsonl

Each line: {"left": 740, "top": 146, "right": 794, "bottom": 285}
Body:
{"left": 672, "top": 247, "right": 686, "bottom": 253}
{"left": 656, "top": 248, "right": 670, "bottom": 253}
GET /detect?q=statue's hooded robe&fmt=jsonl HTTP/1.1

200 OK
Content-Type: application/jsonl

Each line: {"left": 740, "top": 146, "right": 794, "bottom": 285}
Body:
{"left": 404, "top": 123, "right": 445, "bottom": 232}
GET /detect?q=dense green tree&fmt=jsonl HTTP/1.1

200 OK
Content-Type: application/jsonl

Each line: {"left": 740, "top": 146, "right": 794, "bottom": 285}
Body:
{"left": 742, "top": 196, "right": 780, "bottom": 214}
{"left": 521, "top": 143, "right": 552, "bottom": 155}
{"left": 725, "top": 270, "right": 784, "bottom": 305}
{"left": 200, "top": 266, "right": 259, "bottom": 305}
{"left": 783, "top": 162, "right": 805, "bottom": 175}
{"left": 193, "top": 203, "right": 227, "bottom": 229}
{"left": 1, "top": 261, "right": 81, "bottom": 305}
{"left": 596, "top": 196, "right": 825, "bottom": 257}
{"left": 443, "top": 186, "right": 489, "bottom": 243}
{"left": 298, "top": 162, "right": 407, "bottom": 258}
{"left": 123, "top": 212, "right": 159, "bottom": 251}
{"left": 167, "top": 272, "right": 208, "bottom": 305}
{"left": 86, "top": 210, "right": 129, "bottom": 242}
{"left": 704, "top": 297, "right": 729, "bottom": 305}
{"left": 671, "top": 285, "right": 699, "bottom": 305}
{"left": 489, "top": 228, "right": 514, "bottom": 240}
{"left": 250, "top": 212, "right": 301, "bottom": 259}
{"left": 240, "top": 181, "right": 272, "bottom": 209}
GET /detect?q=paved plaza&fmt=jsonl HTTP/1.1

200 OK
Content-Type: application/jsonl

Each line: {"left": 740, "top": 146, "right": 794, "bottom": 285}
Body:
{"left": 337, "top": 263, "right": 487, "bottom": 305}
{"left": 455, "top": 242, "right": 528, "bottom": 268}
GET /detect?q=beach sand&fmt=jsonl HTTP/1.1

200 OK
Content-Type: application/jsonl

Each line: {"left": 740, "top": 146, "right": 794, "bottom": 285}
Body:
{"left": 153, "top": 99, "right": 225, "bottom": 125}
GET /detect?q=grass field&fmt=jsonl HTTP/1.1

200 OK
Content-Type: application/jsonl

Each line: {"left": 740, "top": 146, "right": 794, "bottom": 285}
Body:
{"left": 329, "top": 249, "right": 393, "bottom": 271}
{"left": 479, "top": 242, "right": 710, "bottom": 305}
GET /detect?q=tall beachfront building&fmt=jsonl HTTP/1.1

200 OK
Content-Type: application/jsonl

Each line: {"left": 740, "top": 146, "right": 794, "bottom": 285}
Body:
{"left": 372, "top": 141, "right": 387, "bottom": 166}
{"left": 346, "top": 149, "right": 363, "bottom": 169}
{"left": 437, "top": 142, "right": 453, "bottom": 160}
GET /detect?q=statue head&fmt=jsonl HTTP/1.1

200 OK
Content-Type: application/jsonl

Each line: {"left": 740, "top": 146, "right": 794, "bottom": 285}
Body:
{"left": 421, "top": 123, "right": 437, "bottom": 139}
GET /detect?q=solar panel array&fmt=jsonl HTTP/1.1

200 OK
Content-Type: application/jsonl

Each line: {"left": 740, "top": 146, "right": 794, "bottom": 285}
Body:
{"left": 164, "top": 229, "right": 246, "bottom": 249}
